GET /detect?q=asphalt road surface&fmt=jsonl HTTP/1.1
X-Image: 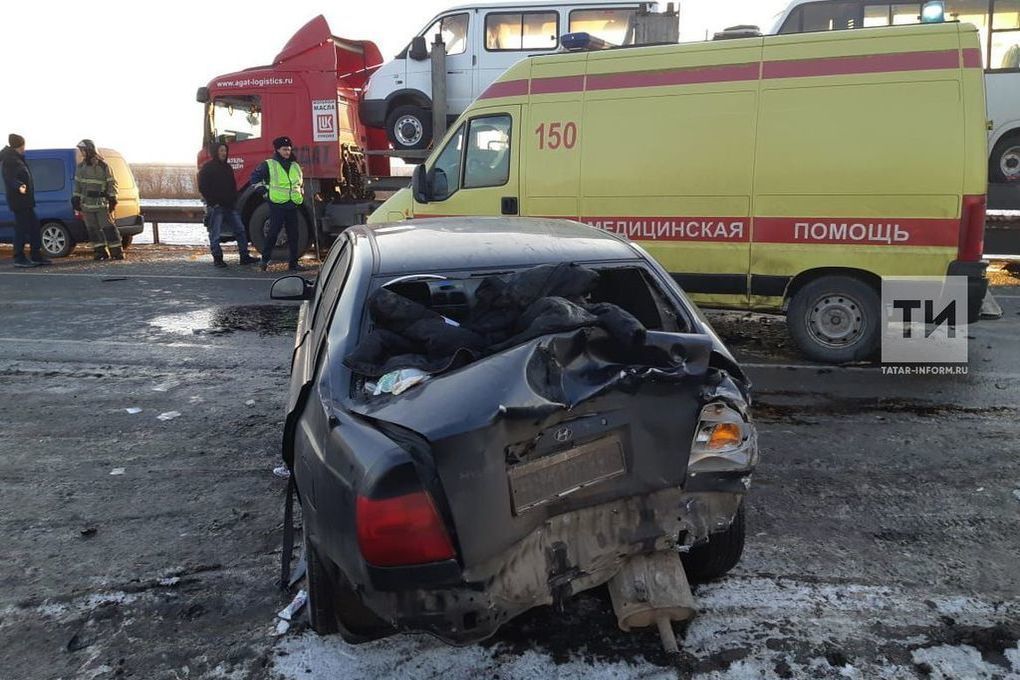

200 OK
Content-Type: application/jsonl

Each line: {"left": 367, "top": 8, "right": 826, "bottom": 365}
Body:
{"left": 1, "top": 245, "right": 1018, "bottom": 680}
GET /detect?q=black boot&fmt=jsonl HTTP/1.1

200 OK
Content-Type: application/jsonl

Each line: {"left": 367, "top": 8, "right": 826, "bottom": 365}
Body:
{"left": 239, "top": 252, "right": 256, "bottom": 265}
{"left": 94, "top": 247, "right": 110, "bottom": 261}
{"left": 109, "top": 246, "right": 125, "bottom": 260}
{"left": 213, "top": 255, "right": 227, "bottom": 268}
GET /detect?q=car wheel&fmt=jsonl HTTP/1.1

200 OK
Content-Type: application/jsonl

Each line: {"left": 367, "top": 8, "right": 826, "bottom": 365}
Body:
{"left": 386, "top": 105, "right": 432, "bottom": 151}
{"left": 247, "top": 203, "right": 311, "bottom": 260}
{"left": 40, "top": 222, "right": 75, "bottom": 258}
{"left": 304, "top": 529, "right": 393, "bottom": 642}
{"left": 989, "top": 131, "right": 1020, "bottom": 183}
{"left": 787, "top": 275, "right": 881, "bottom": 363}
{"left": 121, "top": 234, "right": 134, "bottom": 250}
{"left": 681, "top": 502, "right": 746, "bottom": 582}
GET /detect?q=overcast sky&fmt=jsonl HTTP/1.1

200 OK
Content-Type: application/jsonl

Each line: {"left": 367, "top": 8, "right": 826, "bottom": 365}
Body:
{"left": 1, "top": 0, "right": 787, "bottom": 164}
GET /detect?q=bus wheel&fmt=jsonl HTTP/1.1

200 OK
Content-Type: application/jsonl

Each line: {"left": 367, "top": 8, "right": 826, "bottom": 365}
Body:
{"left": 989, "top": 131, "right": 1020, "bottom": 183}
{"left": 787, "top": 275, "right": 880, "bottom": 364}
{"left": 247, "top": 203, "right": 311, "bottom": 260}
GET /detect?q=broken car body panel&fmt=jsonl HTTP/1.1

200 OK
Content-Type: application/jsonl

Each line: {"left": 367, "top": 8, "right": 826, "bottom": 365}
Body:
{"left": 285, "top": 217, "right": 757, "bottom": 643}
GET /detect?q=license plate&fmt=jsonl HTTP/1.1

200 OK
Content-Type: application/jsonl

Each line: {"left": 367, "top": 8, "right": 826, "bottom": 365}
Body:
{"left": 508, "top": 434, "right": 626, "bottom": 514}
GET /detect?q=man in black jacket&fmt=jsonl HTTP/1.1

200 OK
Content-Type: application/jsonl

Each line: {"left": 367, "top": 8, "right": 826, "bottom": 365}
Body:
{"left": 197, "top": 143, "right": 255, "bottom": 267}
{"left": 1, "top": 134, "right": 50, "bottom": 267}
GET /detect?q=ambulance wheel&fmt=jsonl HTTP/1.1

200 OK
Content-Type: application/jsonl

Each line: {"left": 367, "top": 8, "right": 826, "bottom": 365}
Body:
{"left": 248, "top": 203, "right": 311, "bottom": 260}
{"left": 787, "top": 275, "right": 881, "bottom": 363}
{"left": 40, "top": 221, "right": 75, "bottom": 258}
{"left": 989, "top": 131, "right": 1020, "bottom": 183}
{"left": 681, "top": 502, "right": 745, "bottom": 582}
{"left": 386, "top": 105, "right": 432, "bottom": 151}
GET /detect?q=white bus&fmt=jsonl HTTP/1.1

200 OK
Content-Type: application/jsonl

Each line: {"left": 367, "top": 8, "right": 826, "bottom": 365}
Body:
{"left": 769, "top": 0, "right": 1020, "bottom": 183}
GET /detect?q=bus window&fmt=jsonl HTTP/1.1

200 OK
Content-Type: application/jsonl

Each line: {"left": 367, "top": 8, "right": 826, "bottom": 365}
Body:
{"left": 802, "top": 2, "right": 861, "bottom": 30}
{"left": 991, "top": 0, "right": 1020, "bottom": 69}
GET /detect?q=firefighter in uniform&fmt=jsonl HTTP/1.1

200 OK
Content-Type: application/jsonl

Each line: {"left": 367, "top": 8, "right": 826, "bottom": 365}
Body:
{"left": 72, "top": 139, "right": 123, "bottom": 260}
{"left": 249, "top": 136, "right": 304, "bottom": 271}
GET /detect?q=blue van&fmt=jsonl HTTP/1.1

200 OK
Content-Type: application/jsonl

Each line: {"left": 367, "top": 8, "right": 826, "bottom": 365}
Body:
{"left": 0, "top": 148, "right": 144, "bottom": 257}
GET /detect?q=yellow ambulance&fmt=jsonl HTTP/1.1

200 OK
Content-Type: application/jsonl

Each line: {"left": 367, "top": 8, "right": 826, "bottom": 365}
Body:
{"left": 371, "top": 21, "right": 989, "bottom": 363}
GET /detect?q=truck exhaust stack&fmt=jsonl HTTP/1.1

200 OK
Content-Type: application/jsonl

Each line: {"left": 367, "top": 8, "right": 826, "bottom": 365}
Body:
{"left": 607, "top": 551, "right": 697, "bottom": 654}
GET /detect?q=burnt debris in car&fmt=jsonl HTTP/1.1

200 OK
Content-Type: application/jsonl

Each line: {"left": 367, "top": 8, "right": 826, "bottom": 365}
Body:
{"left": 280, "top": 218, "right": 757, "bottom": 654}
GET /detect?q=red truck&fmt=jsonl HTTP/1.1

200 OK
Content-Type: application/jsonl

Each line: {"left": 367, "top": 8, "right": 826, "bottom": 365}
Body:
{"left": 196, "top": 16, "right": 394, "bottom": 256}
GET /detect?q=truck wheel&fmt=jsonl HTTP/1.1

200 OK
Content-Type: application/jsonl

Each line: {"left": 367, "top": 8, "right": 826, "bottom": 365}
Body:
{"left": 386, "top": 105, "right": 432, "bottom": 151}
{"left": 787, "top": 275, "right": 881, "bottom": 363}
{"left": 40, "top": 222, "right": 74, "bottom": 258}
{"left": 247, "top": 203, "right": 311, "bottom": 260}
{"left": 681, "top": 502, "right": 746, "bottom": 582}
{"left": 989, "top": 131, "right": 1020, "bottom": 183}
{"left": 121, "top": 234, "right": 134, "bottom": 250}
{"left": 304, "top": 530, "right": 393, "bottom": 642}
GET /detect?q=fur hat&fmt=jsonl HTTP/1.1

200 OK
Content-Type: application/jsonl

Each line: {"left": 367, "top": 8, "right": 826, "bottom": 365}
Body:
{"left": 273, "top": 136, "right": 293, "bottom": 150}
{"left": 8, "top": 133, "right": 25, "bottom": 148}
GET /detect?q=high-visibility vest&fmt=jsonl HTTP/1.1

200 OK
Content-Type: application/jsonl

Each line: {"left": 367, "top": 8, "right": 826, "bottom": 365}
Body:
{"left": 266, "top": 159, "right": 304, "bottom": 205}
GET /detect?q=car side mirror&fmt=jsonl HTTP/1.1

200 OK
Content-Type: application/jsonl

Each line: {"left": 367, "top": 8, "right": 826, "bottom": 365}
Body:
{"left": 271, "top": 275, "right": 313, "bottom": 301}
{"left": 409, "top": 36, "right": 429, "bottom": 61}
{"left": 430, "top": 167, "right": 449, "bottom": 200}
{"left": 412, "top": 164, "right": 429, "bottom": 204}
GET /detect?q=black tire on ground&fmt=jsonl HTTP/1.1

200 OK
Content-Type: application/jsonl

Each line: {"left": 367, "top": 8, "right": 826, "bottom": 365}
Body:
{"left": 121, "top": 234, "right": 134, "bottom": 250}
{"left": 681, "top": 502, "right": 746, "bottom": 582}
{"left": 246, "top": 202, "right": 311, "bottom": 260}
{"left": 787, "top": 275, "right": 881, "bottom": 364}
{"left": 386, "top": 105, "right": 433, "bottom": 151}
{"left": 304, "top": 529, "right": 394, "bottom": 643}
{"left": 989, "top": 131, "right": 1020, "bottom": 183}
{"left": 39, "top": 222, "right": 75, "bottom": 258}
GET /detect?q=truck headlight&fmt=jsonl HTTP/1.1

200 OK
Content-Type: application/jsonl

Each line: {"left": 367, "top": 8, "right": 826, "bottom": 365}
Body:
{"left": 688, "top": 402, "right": 758, "bottom": 473}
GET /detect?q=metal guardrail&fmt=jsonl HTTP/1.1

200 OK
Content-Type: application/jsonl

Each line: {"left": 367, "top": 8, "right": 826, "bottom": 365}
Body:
{"left": 139, "top": 203, "right": 206, "bottom": 244}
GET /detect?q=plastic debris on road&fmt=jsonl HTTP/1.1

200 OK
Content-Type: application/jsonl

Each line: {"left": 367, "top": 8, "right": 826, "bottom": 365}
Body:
{"left": 110, "top": 468, "right": 126, "bottom": 476}
{"left": 157, "top": 411, "right": 182, "bottom": 421}
{"left": 277, "top": 589, "right": 307, "bottom": 622}
{"left": 273, "top": 465, "right": 291, "bottom": 479}
{"left": 245, "top": 399, "right": 256, "bottom": 406}
{"left": 125, "top": 407, "right": 142, "bottom": 415}
{"left": 373, "top": 368, "right": 430, "bottom": 396}
{"left": 275, "top": 620, "right": 290, "bottom": 636}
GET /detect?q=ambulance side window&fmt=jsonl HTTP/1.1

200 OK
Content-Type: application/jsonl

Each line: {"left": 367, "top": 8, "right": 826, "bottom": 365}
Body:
{"left": 780, "top": 2, "right": 861, "bottom": 32}
{"left": 429, "top": 125, "right": 465, "bottom": 200}
{"left": 463, "top": 115, "right": 512, "bottom": 189}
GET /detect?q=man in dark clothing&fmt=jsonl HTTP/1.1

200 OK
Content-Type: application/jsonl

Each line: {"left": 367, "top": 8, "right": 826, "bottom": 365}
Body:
{"left": 1, "top": 134, "right": 51, "bottom": 267}
{"left": 249, "top": 136, "right": 304, "bottom": 272}
{"left": 198, "top": 143, "right": 255, "bottom": 268}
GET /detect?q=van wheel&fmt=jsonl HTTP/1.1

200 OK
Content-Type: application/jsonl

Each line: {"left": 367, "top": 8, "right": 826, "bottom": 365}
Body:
{"left": 989, "top": 131, "right": 1020, "bottom": 183}
{"left": 787, "top": 275, "right": 881, "bottom": 363}
{"left": 386, "top": 105, "right": 432, "bottom": 151}
{"left": 681, "top": 502, "right": 746, "bottom": 582}
{"left": 247, "top": 203, "right": 311, "bottom": 260}
{"left": 304, "top": 530, "right": 393, "bottom": 642}
{"left": 121, "top": 234, "right": 134, "bottom": 250}
{"left": 40, "top": 222, "right": 74, "bottom": 258}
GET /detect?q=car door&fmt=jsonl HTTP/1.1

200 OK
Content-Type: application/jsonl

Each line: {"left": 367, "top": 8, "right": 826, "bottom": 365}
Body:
{"left": 412, "top": 106, "right": 521, "bottom": 218}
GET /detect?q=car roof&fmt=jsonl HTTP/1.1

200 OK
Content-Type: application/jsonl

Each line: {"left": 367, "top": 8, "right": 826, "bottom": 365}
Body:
{"left": 353, "top": 216, "right": 641, "bottom": 275}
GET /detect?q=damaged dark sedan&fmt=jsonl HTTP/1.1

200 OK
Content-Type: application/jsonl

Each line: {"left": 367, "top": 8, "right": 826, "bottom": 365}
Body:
{"left": 271, "top": 217, "right": 758, "bottom": 649}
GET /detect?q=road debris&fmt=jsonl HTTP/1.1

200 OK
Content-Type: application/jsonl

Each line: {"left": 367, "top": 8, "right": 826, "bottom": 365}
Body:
{"left": 245, "top": 399, "right": 256, "bottom": 406}
{"left": 157, "top": 411, "right": 181, "bottom": 421}
{"left": 278, "top": 590, "right": 307, "bottom": 622}
{"left": 110, "top": 468, "right": 125, "bottom": 476}
{"left": 125, "top": 407, "right": 142, "bottom": 414}
{"left": 273, "top": 465, "right": 291, "bottom": 479}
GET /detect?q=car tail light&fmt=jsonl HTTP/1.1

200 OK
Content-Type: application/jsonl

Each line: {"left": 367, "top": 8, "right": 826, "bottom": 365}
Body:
{"left": 356, "top": 491, "right": 455, "bottom": 566}
{"left": 958, "top": 194, "right": 986, "bottom": 262}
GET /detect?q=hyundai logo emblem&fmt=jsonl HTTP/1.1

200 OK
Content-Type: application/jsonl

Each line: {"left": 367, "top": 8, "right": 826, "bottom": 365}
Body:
{"left": 554, "top": 427, "right": 573, "bottom": 443}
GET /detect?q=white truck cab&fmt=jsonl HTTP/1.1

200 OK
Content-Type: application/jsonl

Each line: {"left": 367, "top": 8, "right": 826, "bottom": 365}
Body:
{"left": 360, "top": 0, "right": 657, "bottom": 151}
{"left": 767, "top": 0, "right": 1020, "bottom": 183}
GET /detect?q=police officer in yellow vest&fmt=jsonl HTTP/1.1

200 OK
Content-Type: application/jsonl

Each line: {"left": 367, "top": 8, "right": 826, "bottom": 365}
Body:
{"left": 249, "top": 136, "right": 304, "bottom": 271}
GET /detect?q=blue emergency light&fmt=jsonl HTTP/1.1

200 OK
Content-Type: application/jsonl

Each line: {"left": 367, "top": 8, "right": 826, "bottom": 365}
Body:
{"left": 560, "top": 32, "right": 614, "bottom": 51}
{"left": 921, "top": 1, "right": 946, "bottom": 23}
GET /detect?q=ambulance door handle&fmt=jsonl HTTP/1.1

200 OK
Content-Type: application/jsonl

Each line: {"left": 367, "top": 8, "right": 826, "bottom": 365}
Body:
{"left": 501, "top": 197, "right": 518, "bottom": 215}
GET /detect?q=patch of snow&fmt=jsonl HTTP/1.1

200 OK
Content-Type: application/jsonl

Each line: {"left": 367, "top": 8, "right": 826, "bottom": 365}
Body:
{"left": 911, "top": 645, "right": 996, "bottom": 680}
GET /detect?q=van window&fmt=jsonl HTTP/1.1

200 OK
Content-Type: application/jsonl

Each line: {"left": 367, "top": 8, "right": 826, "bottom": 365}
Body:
{"left": 210, "top": 95, "right": 262, "bottom": 144}
{"left": 25, "top": 159, "right": 65, "bottom": 192}
{"left": 430, "top": 124, "right": 465, "bottom": 199}
{"left": 463, "top": 115, "right": 512, "bottom": 189}
{"left": 569, "top": 8, "right": 636, "bottom": 45}
{"left": 421, "top": 13, "right": 470, "bottom": 56}
{"left": 485, "top": 12, "right": 558, "bottom": 51}
{"left": 863, "top": 4, "right": 922, "bottom": 26}
{"left": 803, "top": 2, "right": 860, "bottom": 30}
{"left": 104, "top": 156, "right": 136, "bottom": 190}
